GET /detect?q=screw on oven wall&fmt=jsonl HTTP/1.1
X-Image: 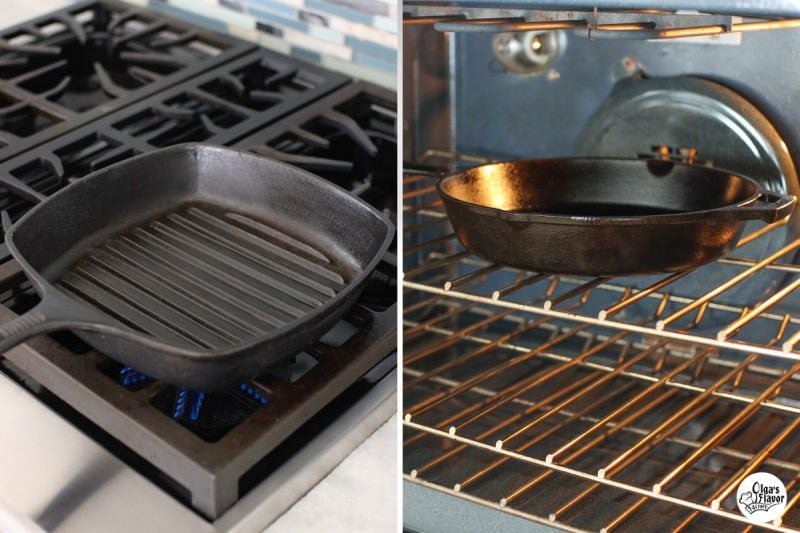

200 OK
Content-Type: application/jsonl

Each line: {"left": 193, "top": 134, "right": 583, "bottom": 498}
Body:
{"left": 614, "top": 56, "right": 643, "bottom": 80}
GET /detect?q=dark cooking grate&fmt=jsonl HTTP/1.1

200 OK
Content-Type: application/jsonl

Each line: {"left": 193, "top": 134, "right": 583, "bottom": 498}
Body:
{"left": 112, "top": 92, "right": 246, "bottom": 146}
{"left": 0, "top": 50, "right": 350, "bottom": 266}
{"left": 95, "top": 49, "right": 349, "bottom": 151}
{"left": 234, "top": 82, "right": 398, "bottom": 229}
{"left": 0, "top": 0, "right": 254, "bottom": 162}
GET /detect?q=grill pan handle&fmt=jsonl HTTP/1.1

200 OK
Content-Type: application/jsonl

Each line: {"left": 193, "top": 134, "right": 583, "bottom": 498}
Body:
{"left": 717, "top": 190, "right": 796, "bottom": 223}
{"left": 0, "top": 293, "right": 113, "bottom": 354}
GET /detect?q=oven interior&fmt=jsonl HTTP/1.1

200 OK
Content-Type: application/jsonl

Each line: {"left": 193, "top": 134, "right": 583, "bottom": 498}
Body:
{"left": 403, "top": 3, "right": 800, "bottom": 531}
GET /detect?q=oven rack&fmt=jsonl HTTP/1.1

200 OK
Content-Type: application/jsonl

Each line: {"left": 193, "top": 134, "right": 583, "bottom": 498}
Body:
{"left": 402, "top": 4, "right": 800, "bottom": 40}
{"left": 403, "top": 149, "right": 800, "bottom": 530}
{"left": 403, "top": 150, "right": 800, "bottom": 364}
{"left": 403, "top": 296, "right": 800, "bottom": 530}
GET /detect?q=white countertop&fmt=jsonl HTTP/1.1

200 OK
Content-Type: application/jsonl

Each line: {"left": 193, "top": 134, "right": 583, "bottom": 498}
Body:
{"left": 269, "top": 416, "right": 397, "bottom": 533}
{"left": 0, "top": 2, "right": 397, "bottom": 531}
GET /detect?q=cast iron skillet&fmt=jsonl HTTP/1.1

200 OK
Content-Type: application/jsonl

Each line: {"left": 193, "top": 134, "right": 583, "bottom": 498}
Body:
{"left": 436, "top": 157, "right": 795, "bottom": 276}
{"left": 0, "top": 144, "right": 393, "bottom": 391}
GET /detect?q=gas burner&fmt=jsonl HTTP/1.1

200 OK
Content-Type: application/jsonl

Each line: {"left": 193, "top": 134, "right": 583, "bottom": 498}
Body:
{"left": 4, "top": 5, "right": 225, "bottom": 111}
{"left": 119, "top": 366, "right": 149, "bottom": 387}
{"left": 97, "top": 354, "right": 276, "bottom": 443}
{"left": 0, "top": 0, "right": 253, "bottom": 162}
{"left": 154, "top": 382, "right": 270, "bottom": 442}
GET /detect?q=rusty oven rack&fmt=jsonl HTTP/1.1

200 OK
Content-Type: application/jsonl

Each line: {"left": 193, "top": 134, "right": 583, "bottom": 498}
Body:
{"left": 403, "top": 150, "right": 800, "bottom": 531}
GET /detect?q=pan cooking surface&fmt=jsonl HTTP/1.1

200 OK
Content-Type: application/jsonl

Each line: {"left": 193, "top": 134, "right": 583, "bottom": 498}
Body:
{"left": 55, "top": 203, "right": 349, "bottom": 350}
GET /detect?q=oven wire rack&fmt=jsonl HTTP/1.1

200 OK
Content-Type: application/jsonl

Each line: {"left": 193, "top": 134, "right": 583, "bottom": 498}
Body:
{"left": 403, "top": 149, "right": 800, "bottom": 531}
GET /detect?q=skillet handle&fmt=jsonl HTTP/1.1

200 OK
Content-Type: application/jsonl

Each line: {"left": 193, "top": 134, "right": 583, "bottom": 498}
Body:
{"left": 720, "top": 191, "right": 796, "bottom": 223}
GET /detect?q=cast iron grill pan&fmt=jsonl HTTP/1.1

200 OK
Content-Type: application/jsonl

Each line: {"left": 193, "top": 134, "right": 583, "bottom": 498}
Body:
{"left": 437, "top": 158, "right": 795, "bottom": 276}
{"left": 58, "top": 205, "right": 345, "bottom": 349}
{"left": 0, "top": 144, "right": 393, "bottom": 391}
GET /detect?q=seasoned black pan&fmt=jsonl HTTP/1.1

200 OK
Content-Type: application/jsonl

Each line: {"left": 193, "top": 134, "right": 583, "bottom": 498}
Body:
{"left": 0, "top": 144, "right": 393, "bottom": 391}
{"left": 436, "top": 158, "right": 795, "bottom": 276}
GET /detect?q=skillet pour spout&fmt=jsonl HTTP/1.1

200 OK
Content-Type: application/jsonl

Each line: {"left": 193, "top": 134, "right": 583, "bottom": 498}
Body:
{"left": 436, "top": 157, "right": 795, "bottom": 276}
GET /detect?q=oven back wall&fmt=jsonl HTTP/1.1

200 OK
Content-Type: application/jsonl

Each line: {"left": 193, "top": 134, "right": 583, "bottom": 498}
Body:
{"left": 452, "top": 29, "right": 800, "bottom": 163}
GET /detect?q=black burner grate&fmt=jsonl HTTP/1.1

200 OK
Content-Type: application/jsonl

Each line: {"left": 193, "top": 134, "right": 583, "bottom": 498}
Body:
{"left": 0, "top": 0, "right": 254, "bottom": 162}
{"left": 234, "top": 81, "right": 398, "bottom": 229}
{"left": 0, "top": 49, "right": 350, "bottom": 265}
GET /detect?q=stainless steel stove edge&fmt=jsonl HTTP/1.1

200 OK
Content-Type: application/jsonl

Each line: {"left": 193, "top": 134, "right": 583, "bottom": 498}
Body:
{"left": 0, "top": 368, "right": 396, "bottom": 532}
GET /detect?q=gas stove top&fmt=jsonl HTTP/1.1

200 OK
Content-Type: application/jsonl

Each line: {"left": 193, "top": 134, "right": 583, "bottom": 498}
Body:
{"left": 0, "top": 3, "right": 396, "bottom": 527}
{"left": 0, "top": 48, "right": 349, "bottom": 263}
{"left": 0, "top": 0, "right": 254, "bottom": 162}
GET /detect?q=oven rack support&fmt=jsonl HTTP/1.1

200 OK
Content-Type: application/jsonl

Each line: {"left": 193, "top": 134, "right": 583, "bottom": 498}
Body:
{"left": 404, "top": 0, "right": 800, "bottom": 19}
{"left": 402, "top": 4, "right": 800, "bottom": 40}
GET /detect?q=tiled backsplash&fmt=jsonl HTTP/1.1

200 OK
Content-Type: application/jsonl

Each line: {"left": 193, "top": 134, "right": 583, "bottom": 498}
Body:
{"left": 146, "top": 0, "right": 397, "bottom": 89}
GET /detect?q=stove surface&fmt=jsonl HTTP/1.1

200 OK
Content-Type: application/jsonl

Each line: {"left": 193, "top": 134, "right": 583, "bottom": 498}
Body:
{"left": 0, "top": 361, "right": 396, "bottom": 532}
{"left": 0, "top": 49, "right": 351, "bottom": 264}
{"left": 0, "top": 2, "right": 397, "bottom": 526}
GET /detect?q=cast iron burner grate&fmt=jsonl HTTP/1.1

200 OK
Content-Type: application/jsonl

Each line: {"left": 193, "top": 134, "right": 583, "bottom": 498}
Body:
{"left": 0, "top": 0, "right": 254, "bottom": 162}
{"left": 200, "top": 56, "right": 330, "bottom": 110}
{"left": 236, "top": 82, "right": 398, "bottom": 226}
{"left": 0, "top": 75, "right": 372, "bottom": 268}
